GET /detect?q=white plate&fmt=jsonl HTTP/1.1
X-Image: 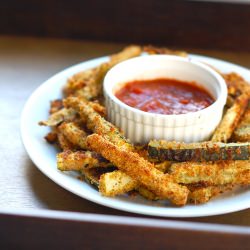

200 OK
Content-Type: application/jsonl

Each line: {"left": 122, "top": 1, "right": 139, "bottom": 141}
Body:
{"left": 21, "top": 54, "right": 250, "bottom": 217}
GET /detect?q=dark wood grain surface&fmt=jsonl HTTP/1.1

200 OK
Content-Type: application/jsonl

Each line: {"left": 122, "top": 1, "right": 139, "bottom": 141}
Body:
{"left": 1, "top": 1, "right": 250, "bottom": 51}
{"left": 0, "top": 36, "right": 249, "bottom": 248}
{"left": 0, "top": 210, "right": 249, "bottom": 250}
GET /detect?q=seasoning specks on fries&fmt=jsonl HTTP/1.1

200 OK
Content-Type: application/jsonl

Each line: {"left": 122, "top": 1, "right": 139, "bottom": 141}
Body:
{"left": 39, "top": 45, "right": 250, "bottom": 206}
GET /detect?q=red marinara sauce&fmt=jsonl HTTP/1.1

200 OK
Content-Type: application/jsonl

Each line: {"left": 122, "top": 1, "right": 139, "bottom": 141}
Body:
{"left": 115, "top": 78, "right": 215, "bottom": 115}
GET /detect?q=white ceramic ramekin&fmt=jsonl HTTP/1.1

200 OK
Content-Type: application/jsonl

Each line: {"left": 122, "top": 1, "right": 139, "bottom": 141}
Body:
{"left": 103, "top": 55, "right": 227, "bottom": 143}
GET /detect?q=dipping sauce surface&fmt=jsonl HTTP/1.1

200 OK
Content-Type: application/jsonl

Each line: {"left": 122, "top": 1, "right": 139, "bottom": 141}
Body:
{"left": 115, "top": 78, "right": 215, "bottom": 115}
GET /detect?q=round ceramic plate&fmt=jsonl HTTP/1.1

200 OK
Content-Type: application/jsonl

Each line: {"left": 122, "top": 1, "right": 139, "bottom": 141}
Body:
{"left": 21, "top": 54, "right": 250, "bottom": 217}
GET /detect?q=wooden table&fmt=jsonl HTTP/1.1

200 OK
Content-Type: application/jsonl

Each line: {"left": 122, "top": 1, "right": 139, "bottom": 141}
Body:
{"left": 0, "top": 36, "right": 249, "bottom": 249}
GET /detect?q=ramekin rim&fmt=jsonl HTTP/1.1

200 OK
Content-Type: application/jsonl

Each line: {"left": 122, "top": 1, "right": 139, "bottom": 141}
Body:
{"left": 104, "top": 54, "right": 228, "bottom": 120}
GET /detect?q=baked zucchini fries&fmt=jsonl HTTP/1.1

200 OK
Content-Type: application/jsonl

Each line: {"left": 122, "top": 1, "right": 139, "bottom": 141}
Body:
{"left": 39, "top": 45, "right": 250, "bottom": 206}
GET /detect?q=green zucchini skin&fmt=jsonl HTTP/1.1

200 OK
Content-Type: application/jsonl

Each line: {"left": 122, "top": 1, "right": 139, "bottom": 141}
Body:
{"left": 148, "top": 140, "right": 250, "bottom": 162}
{"left": 82, "top": 166, "right": 116, "bottom": 187}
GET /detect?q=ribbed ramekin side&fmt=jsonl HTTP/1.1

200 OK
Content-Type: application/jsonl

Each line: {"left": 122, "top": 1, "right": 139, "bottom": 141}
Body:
{"left": 105, "top": 92, "right": 224, "bottom": 143}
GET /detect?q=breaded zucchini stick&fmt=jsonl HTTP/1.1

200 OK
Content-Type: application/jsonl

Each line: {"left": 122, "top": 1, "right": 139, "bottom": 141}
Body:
{"left": 44, "top": 131, "right": 58, "bottom": 144}
{"left": 108, "top": 45, "right": 142, "bottom": 65}
{"left": 87, "top": 134, "right": 189, "bottom": 206}
{"left": 88, "top": 101, "right": 106, "bottom": 117}
{"left": 99, "top": 170, "right": 138, "bottom": 197}
{"left": 170, "top": 160, "right": 250, "bottom": 186}
{"left": 84, "top": 167, "right": 150, "bottom": 196}
{"left": 143, "top": 45, "right": 187, "bottom": 57}
{"left": 64, "top": 97, "right": 133, "bottom": 151}
{"left": 153, "top": 161, "right": 172, "bottom": 173}
{"left": 64, "top": 45, "right": 142, "bottom": 99}
{"left": 57, "top": 150, "right": 111, "bottom": 171}
{"left": 57, "top": 130, "right": 76, "bottom": 151}
{"left": 39, "top": 108, "right": 77, "bottom": 127}
{"left": 137, "top": 186, "right": 159, "bottom": 201}
{"left": 226, "top": 95, "right": 235, "bottom": 108}
{"left": 49, "top": 99, "right": 63, "bottom": 114}
{"left": 233, "top": 104, "right": 250, "bottom": 142}
{"left": 82, "top": 166, "right": 117, "bottom": 187}
{"left": 222, "top": 72, "right": 250, "bottom": 97}
{"left": 188, "top": 185, "right": 233, "bottom": 204}
{"left": 212, "top": 93, "right": 249, "bottom": 142}
{"left": 98, "top": 161, "right": 172, "bottom": 197}
{"left": 148, "top": 140, "right": 250, "bottom": 162}
{"left": 39, "top": 101, "right": 105, "bottom": 127}
{"left": 58, "top": 122, "right": 88, "bottom": 150}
